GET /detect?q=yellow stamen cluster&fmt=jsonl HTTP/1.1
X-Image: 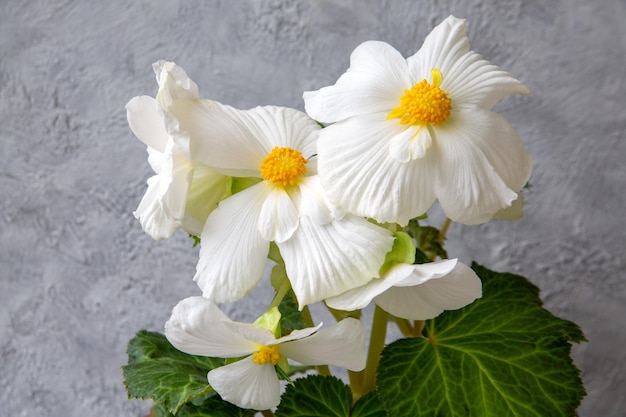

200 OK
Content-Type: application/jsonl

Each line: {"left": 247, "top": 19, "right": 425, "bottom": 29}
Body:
{"left": 387, "top": 69, "right": 451, "bottom": 126}
{"left": 260, "top": 146, "right": 308, "bottom": 186}
{"left": 252, "top": 345, "right": 282, "bottom": 365}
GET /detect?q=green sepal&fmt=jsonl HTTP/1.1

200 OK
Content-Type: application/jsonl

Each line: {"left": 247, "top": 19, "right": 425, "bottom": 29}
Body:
{"left": 122, "top": 330, "right": 224, "bottom": 414}
{"left": 270, "top": 261, "right": 288, "bottom": 292}
{"left": 254, "top": 306, "right": 282, "bottom": 337}
{"left": 231, "top": 177, "right": 262, "bottom": 195}
{"left": 376, "top": 264, "right": 586, "bottom": 417}
{"left": 379, "top": 231, "right": 416, "bottom": 275}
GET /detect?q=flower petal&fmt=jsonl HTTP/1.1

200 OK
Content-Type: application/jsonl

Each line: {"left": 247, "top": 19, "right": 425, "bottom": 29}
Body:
{"left": 407, "top": 16, "right": 529, "bottom": 109}
{"left": 258, "top": 187, "right": 299, "bottom": 243}
{"left": 175, "top": 101, "right": 319, "bottom": 175}
{"left": 325, "top": 260, "right": 458, "bottom": 311}
{"left": 278, "top": 214, "right": 394, "bottom": 308}
{"left": 375, "top": 262, "right": 482, "bottom": 320}
{"left": 133, "top": 174, "right": 181, "bottom": 241}
{"left": 279, "top": 318, "right": 366, "bottom": 371}
{"left": 434, "top": 108, "right": 532, "bottom": 224}
{"left": 317, "top": 114, "right": 437, "bottom": 225}
{"left": 304, "top": 41, "right": 411, "bottom": 123}
{"left": 293, "top": 175, "right": 334, "bottom": 225}
{"left": 153, "top": 60, "right": 199, "bottom": 111}
{"left": 407, "top": 16, "right": 471, "bottom": 83}
{"left": 208, "top": 357, "right": 281, "bottom": 410}
{"left": 194, "top": 183, "right": 271, "bottom": 302}
{"left": 164, "top": 297, "right": 258, "bottom": 357}
{"left": 133, "top": 139, "right": 193, "bottom": 240}
{"left": 126, "top": 96, "right": 169, "bottom": 152}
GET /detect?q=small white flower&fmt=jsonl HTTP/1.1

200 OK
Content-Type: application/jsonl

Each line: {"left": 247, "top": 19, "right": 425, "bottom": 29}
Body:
{"left": 164, "top": 297, "right": 366, "bottom": 410}
{"left": 325, "top": 259, "right": 482, "bottom": 320}
{"left": 173, "top": 100, "right": 394, "bottom": 307}
{"left": 304, "top": 15, "right": 532, "bottom": 225}
{"left": 127, "top": 61, "right": 231, "bottom": 239}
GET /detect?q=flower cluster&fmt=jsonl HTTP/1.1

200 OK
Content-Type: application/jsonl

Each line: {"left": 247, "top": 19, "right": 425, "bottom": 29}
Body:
{"left": 127, "top": 16, "right": 531, "bottom": 411}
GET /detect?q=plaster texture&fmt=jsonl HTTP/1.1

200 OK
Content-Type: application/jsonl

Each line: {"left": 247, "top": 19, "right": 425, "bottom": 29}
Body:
{"left": 1, "top": 1, "right": 624, "bottom": 416}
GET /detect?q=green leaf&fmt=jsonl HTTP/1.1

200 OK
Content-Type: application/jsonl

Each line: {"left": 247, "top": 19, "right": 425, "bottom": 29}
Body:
{"left": 376, "top": 264, "right": 586, "bottom": 417}
{"left": 276, "top": 376, "right": 387, "bottom": 417}
{"left": 150, "top": 396, "right": 256, "bottom": 417}
{"left": 123, "top": 330, "right": 225, "bottom": 414}
{"left": 276, "top": 375, "right": 351, "bottom": 417}
{"left": 351, "top": 391, "right": 387, "bottom": 417}
{"left": 278, "top": 290, "right": 307, "bottom": 335}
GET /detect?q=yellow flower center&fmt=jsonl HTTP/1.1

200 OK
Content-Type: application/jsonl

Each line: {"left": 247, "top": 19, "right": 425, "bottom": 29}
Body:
{"left": 260, "top": 146, "right": 308, "bottom": 186}
{"left": 252, "top": 345, "right": 282, "bottom": 365}
{"left": 387, "top": 69, "right": 451, "bottom": 126}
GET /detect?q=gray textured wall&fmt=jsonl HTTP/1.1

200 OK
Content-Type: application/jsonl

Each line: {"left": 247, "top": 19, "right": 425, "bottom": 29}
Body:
{"left": 1, "top": 1, "right": 624, "bottom": 416}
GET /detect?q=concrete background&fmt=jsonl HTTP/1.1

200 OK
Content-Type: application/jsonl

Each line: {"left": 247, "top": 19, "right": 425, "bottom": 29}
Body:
{"left": 1, "top": 0, "right": 624, "bottom": 416}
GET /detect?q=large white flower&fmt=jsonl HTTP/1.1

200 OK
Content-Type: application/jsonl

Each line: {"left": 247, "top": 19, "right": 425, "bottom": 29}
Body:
{"left": 127, "top": 61, "right": 232, "bottom": 240}
{"left": 325, "top": 259, "right": 482, "bottom": 320}
{"left": 304, "top": 15, "right": 532, "bottom": 225}
{"left": 165, "top": 297, "right": 366, "bottom": 410}
{"left": 173, "top": 100, "right": 395, "bottom": 308}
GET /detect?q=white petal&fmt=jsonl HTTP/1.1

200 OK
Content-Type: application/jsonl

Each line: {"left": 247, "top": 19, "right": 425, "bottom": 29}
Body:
{"left": 175, "top": 101, "right": 319, "bottom": 174}
{"left": 278, "top": 215, "right": 394, "bottom": 308}
{"left": 434, "top": 109, "right": 531, "bottom": 224}
{"left": 389, "top": 125, "right": 434, "bottom": 162}
{"left": 258, "top": 187, "right": 299, "bottom": 243}
{"left": 133, "top": 140, "right": 193, "bottom": 240}
{"left": 293, "top": 176, "right": 333, "bottom": 225}
{"left": 194, "top": 183, "right": 271, "bottom": 302}
{"left": 407, "top": 16, "right": 471, "bottom": 83}
{"left": 280, "top": 318, "right": 366, "bottom": 371}
{"left": 153, "top": 61, "right": 200, "bottom": 111}
{"left": 133, "top": 174, "right": 181, "bottom": 240}
{"left": 317, "top": 115, "right": 437, "bottom": 225}
{"left": 325, "top": 260, "right": 458, "bottom": 311}
{"left": 407, "top": 16, "right": 529, "bottom": 109}
{"left": 304, "top": 41, "right": 410, "bottom": 123}
{"left": 223, "top": 321, "right": 278, "bottom": 347}
{"left": 174, "top": 100, "right": 267, "bottom": 173}
{"left": 164, "top": 297, "right": 258, "bottom": 357}
{"left": 375, "top": 262, "right": 482, "bottom": 320}
{"left": 325, "top": 263, "right": 416, "bottom": 312}
{"left": 274, "top": 323, "right": 323, "bottom": 344}
{"left": 126, "top": 96, "right": 169, "bottom": 152}
{"left": 394, "top": 259, "right": 458, "bottom": 287}
{"left": 208, "top": 357, "right": 281, "bottom": 410}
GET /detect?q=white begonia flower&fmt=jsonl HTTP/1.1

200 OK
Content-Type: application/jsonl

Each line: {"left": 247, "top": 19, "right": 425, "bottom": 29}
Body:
{"left": 126, "top": 61, "right": 232, "bottom": 240}
{"left": 325, "top": 259, "right": 482, "bottom": 320}
{"left": 172, "top": 100, "right": 395, "bottom": 308}
{"left": 304, "top": 15, "right": 532, "bottom": 226}
{"left": 164, "top": 297, "right": 367, "bottom": 410}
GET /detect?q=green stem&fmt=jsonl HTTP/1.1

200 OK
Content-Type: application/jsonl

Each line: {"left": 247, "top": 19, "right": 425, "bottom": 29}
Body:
{"left": 361, "top": 305, "right": 389, "bottom": 395}
{"left": 413, "top": 320, "right": 425, "bottom": 336}
{"left": 268, "top": 279, "right": 291, "bottom": 310}
{"left": 348, "top": 369, "right": 364, "bottom": 399}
